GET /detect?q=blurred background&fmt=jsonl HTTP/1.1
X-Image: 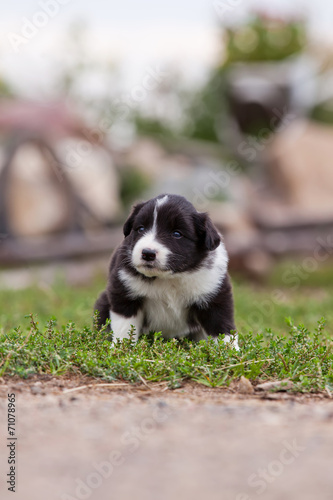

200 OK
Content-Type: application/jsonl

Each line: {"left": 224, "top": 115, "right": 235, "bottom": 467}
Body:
{"left": 1, "top": 0, "right": 333, "bottom": 330}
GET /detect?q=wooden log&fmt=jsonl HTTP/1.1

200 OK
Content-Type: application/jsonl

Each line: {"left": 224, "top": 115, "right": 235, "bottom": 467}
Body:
{"left": 0, "top": 228, "right": 123, "bottom": 266}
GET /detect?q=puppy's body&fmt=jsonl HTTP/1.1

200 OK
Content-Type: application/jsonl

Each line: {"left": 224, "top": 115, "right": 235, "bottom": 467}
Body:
{"left": 95, "top": 194, "right": 237, "bottom": 347}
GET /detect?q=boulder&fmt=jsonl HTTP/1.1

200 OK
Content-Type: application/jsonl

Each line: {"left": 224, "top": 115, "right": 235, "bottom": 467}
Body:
{"left": 261, "top": 119, "right": 333, "bottom": 225}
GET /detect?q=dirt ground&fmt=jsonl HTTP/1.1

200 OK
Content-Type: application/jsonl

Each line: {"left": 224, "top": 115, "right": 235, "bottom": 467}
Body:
{"left": 1, "top": 376, "right": 333, "bottom": 500}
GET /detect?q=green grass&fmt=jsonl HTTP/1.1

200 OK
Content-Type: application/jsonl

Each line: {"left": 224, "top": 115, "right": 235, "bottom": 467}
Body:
{"left": 0, "top": 272, "right": 333, "bottom": 392}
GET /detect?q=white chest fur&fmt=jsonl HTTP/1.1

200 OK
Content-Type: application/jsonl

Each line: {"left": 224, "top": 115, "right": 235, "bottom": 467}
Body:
{"left": 118, "top": 243, "right": 228, "bottom": 338}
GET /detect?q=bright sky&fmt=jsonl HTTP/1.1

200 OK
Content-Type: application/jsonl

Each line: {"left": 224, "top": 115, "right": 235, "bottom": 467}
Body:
{"left": 1, "top": 0, "right": 333, "bottom": 97}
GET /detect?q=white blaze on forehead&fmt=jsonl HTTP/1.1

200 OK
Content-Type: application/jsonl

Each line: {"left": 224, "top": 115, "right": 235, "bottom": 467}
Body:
{"left": 153, "top": 195, "right": 169, "bottom": 233}
{"left": 156, "top": 195, "right": 169, "bottom": 208}
{"left": 132, "top": 195, "right": 170, "bottom": 272}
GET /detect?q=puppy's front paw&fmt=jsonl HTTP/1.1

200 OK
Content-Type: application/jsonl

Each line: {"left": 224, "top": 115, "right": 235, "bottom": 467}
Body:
{"left": 215, "top": 334, "right": 239, "bottom": 351}
{"left": 225, "top": 334, "right": 239, "bottom": 351}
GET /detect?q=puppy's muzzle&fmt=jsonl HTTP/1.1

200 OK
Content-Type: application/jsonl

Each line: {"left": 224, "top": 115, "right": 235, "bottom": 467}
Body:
{"left": 141, "top": 248, "right": 157, "bottom": 262}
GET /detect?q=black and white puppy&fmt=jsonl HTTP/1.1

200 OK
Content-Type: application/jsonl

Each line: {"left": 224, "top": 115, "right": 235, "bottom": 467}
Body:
{"left": 94, "top": 194, "right": 238, "bottom": 349}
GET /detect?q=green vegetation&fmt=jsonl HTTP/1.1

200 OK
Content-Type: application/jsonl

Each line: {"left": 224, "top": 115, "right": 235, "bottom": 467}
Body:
{"left": 224, "top": 14, "right": 306, "bottom": 64}
{"left": 119, "top": 166, "right": 152, "bottom": 209}
{"left": 311, "top": 100, "right": 333, "bottom": 126}
{"left": 0, "top": 271, "right": 332, "bottom": 392}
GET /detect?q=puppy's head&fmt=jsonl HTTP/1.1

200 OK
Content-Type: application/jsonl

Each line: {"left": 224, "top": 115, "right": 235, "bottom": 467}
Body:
{"left": 123, "top": 194, "right": 221, "bottom": 278}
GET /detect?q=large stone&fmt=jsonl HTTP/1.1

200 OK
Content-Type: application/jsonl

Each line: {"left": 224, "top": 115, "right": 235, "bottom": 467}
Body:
{"left": 4, "top": 139, "right": 121, "bottom": 237}
{"left": 124, "top": 138, "right": 167, "bottom": 179}
{"left": 263, "top": 119, "right": 333, "bottom": 224}
{"left": 7, "top": 143, "right": 70, "bottom": 236}
{"left": 56, "top": 139, "right": 122, "bottom": 225}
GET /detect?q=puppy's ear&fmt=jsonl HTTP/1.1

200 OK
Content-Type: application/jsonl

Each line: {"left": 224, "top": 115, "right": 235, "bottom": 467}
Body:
{"left": 193, "top": 212, "right": 220, "bottom": 251}
{"left": 123, "top": 202, "right": 145, "bottom": 237}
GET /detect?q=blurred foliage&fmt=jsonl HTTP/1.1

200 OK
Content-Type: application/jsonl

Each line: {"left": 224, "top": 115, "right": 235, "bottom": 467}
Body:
{"left": 224, "top": 14, "right": 307, "bottom": 64}
{"left": 7, "top": 15, "right": 312, "bottom": 149}
{"left": 2, "top": 267, "right": 332, "bottom": 337}
{"left": 54, "top": 21, "right": 120, "bottom": 122}
{"left": 132, "top": 115, "right": 177, "bottom": 140}
{"left": 181, "top": 69, "right": 227, "bottom": 143}
{"left": 311, "top": 100, "right": 333, "bottom": 126}
{"left": 119, "top": 166, "right": 152, "bottom": 208}
{"left": 132, "top": 70, "right": 226, "bottom": 144}
{"left": 0, "top": 76, "right": 14, "bottom": 98}
{"left": 268, "top": 257, "right": 333, "bottom": 289}
{"left": 133, "top": 13, "right": 308, "bottom": 145}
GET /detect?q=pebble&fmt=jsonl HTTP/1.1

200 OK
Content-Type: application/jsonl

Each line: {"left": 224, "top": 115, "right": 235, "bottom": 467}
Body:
{"left": 31, "top": 386, "right": 43, "bottom": 395}
{"left": 238, "top": 376, "right": 255, "bottom": 394}
{"left": 256, "top": 379, "right": 294, "bottom": 391}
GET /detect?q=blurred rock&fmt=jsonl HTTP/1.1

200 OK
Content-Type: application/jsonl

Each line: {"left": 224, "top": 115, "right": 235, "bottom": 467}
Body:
{"left": 4, "top": 139, "right": 121, "bottom": 238}
{"left": 243, "top": 250, "right": 274, "bottom": 278}
{"left": 31, "top": 385, "right": 43, "bottom": 395}
{"left": 56, "top": 139, "right": 122, "bottom": 224}
{"left": 124, "top": 138, "right": 167, "bottom": 179}
{"left": 0, "top": 256, "right": 110, "bottom": 290}
{"left": 238, "top": 376, "right": 255, "bottom": 395}
{"left": 7, "top": 143, "right": 70, "bottom": 237}
{"left": 256, "top": 379, "right": 294, "bottom": 391}
{"left": 261, "top": 119, "right": 333, "bottom": 225}
{"left": 0, "top": 99, "right": 122, "bottom": 240}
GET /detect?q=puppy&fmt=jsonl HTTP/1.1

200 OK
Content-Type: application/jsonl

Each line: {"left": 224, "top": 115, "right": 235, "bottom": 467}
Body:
{"left": 94, "top": 194, "right": 238, "bottom": 349}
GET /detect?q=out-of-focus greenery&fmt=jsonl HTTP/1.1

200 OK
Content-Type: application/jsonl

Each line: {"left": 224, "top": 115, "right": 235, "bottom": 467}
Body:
{"left": 28, "top": 15, "right": 309, "bottom": 148}
{"left": 1, "top": 270, "right": 332, "bottom": 337}
{"left": 311, "top": 100, "right": 333, "bottom": 125}
{"left": 132, "top": 115, "right": 178, "bottom": 140}
{"left": 180, "top": 69, "right": 226, "bottom": 143}
{"left": 132, "top": 69, "right": 226, "bottom": 144}
{"left": 127, "top": 58, "right": 234, "bottom": 144}
{"left": 268, "top": 257, "right": 333, "bottom": 289}
{"left": 119, "top": 166, "right": 152, "bottom": 208}
{"left": 55, "top": 22, "right": 118, "bottom": 103}
{"left": 132, "top": 14, "right": 308, "bottom": 144}
{"left": 3, "top": 15, "right": 313, "bottom": 150}
{"left": 0, "top": 76, "right": 14, "bottom": 98}
{"left": 224, "top": 14, "right": 307, "bottom": 64}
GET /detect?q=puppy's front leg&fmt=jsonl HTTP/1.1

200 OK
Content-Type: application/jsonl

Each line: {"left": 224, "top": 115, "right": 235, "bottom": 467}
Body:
{"left": 94, "top": 290, "right": 111, "bottom": 330}
{"left": 110, "top": 310, "right": 143, "bottom": 343}
{"left": 219, "top": 334, "right": 239, "bottom": 351}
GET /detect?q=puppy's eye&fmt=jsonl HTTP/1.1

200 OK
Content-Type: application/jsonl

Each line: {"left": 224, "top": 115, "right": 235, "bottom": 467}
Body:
{"left": 172, "top": 230, "right": 182, "bottom": 239}
{"left": 137, "top": 226, "right": 145, "bottom": 233}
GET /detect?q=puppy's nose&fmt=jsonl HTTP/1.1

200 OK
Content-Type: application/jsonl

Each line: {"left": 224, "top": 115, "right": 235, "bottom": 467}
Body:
{"left": 142, "top": 248, "right": 156, "bottom": 262}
